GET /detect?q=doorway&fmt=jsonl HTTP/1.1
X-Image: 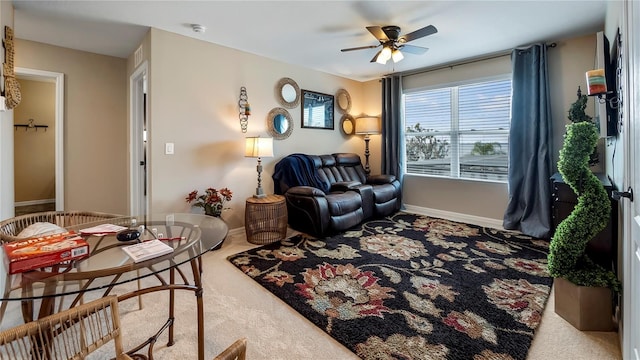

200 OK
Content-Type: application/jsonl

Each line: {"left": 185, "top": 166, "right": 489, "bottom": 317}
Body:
{"left": 14, "top": 68, "right": 64, "bottom": 213}
{"left": 129, "top": 61, "right": 148, "bottom": 216}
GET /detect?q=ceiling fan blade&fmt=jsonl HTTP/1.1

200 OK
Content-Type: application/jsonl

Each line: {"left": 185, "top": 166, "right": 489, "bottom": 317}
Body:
{"left": 399, "top": 25, "right": 438, "bottom": 43}
{"left": 370, "top": 49, "right": 382, "bottom": 63}
{"left": 341, "top": 45, "right": 379, "bottom": 52}
{"left": 400, "top": 44, "right": 429, "bottom": 55}
{"left": 366, "top": 26, "right": 389, "bottom": 42}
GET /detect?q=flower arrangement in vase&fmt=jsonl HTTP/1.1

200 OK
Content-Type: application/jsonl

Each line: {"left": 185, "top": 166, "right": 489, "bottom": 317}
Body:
{"left": 186, "top": 187, "right": 233, "bottom": 217}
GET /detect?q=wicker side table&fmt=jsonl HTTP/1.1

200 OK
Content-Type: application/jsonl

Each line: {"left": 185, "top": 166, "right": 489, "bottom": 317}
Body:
{"left": 245, "top": 194, "right": 288, "bottom": 244}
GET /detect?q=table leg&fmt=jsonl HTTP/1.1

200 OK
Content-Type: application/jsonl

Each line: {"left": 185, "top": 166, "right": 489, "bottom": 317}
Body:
{"left": 20, "top": 283, "right": 34, "bottom": 323}
{"left": 190, "top": 258, "right": 205, "bottom": 360}
{"left": 37, "top": 280, "right": 59, "bottom": 320}
{"left": 168, "top": 267, "right": 175, "bottom": 346}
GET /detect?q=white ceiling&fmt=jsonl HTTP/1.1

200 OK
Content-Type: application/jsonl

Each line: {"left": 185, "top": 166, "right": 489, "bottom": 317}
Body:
{"left": 11, "top": 0, "right": 607, "bottom": 82}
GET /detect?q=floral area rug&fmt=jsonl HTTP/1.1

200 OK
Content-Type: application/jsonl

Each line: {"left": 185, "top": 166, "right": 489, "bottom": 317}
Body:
{"left": 227, "top": 212, "right": 553, "bottom": 360}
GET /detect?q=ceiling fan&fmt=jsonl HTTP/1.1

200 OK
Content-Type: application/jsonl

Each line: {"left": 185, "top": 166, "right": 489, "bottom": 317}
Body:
{"left": 341, "top": 24, "right": 437, "bottom": 64}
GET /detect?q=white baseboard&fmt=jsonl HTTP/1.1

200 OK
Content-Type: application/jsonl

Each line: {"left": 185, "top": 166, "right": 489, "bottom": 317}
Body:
{"left": 232, "top": 207, "right": 505, "bottom": 241}
{"left": 14, "top": 199, "right": 55, "bottom": 207}
{"left": 228, "top": 227, "right": 245, "bottom": 237}
{"left": 402, "top": 204, "right": 505, "bottom": 230}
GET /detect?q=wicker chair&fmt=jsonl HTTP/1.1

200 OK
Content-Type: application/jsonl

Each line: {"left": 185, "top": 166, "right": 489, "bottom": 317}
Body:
{"left": 213, "top": 338, "right": 247, "bottom": 360}
{"left": 0, "top": 295, "right": 133, "bottom": 360}
{"left": 0, "top": 211, "right": 123, "bottom": 243}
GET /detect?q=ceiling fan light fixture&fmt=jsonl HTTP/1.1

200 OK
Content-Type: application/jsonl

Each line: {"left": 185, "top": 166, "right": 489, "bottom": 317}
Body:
{"left": 342, "top": 24, "right": 437, "bottom": 65}
{"left": 391, "top": 48, "right": 404, "bottom": 62}
{"left": 376, "top": 46, "right": 392, "bottom": 64}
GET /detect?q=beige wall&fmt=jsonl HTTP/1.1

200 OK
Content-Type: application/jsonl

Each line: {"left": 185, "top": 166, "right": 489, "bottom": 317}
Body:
{"left": 361, "top": 79, "right": 382, "bottom": 174}
{"left": 4, "top": 27, "right": 601, "bottom": 228}
{"left": 400, "top": 33, "right": 598, "bottom": 222}
{"left": 548, "top": 33, "right": 599, "bottom": 171}
{"left": 13, "top": 79, "right": 55, "bottom": 202}
{"left": 14, "top": 40, "right": 128, "bottom": 215}
{"left": 146, "top": 29, "right": 367, "bottom": 229}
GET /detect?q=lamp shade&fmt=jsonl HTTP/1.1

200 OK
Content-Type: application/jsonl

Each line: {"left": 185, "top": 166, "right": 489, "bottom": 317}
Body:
{"left": 376, "top": 47, "right": 392, "bottom": 65}
{"left": 244, "top": 137, "right": 274, "bottom": 158}
{"left": 391, "top": 48, "right": 404, "bottom": 62}
{"left": 355, "top": 116, "right": 381, "bottom": 135}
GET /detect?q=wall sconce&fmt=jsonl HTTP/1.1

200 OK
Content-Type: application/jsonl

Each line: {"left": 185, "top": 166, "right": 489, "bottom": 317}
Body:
{"left": 245, "top": 136, "right": 274, "bottom": 198}
{"left": 585, "top": 69, "right": 619, "bottom": 108}
{"left": 238, "top": 86, "right": 251, "bottom": 133}
{"left": 355, "top": 116, "right": 381, "bottom": 175}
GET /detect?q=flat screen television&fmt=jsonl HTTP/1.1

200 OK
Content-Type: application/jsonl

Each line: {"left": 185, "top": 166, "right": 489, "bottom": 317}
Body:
{"left": 595, "top": 30, "right": 619, "bottom": 137}
{"left": 606, "top": 29, "right": 621, "bottom": 137}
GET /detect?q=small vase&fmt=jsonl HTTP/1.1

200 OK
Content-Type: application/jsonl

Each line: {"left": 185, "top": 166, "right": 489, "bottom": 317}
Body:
{"left": 203, "top": 204, "right": 222, "bottom": 217}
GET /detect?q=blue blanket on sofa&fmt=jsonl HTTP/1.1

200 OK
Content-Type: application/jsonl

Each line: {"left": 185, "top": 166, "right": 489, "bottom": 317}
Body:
{"left": 272, "top": 153, "right": 330, "bottom": 194}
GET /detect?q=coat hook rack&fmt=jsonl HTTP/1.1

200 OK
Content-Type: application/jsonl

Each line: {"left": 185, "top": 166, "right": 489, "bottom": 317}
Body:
{"left": 238, "top": 86, "right": 250, "bottom": 133}
{"left": 14, "top": 118, "right": 48, "bottom": 131}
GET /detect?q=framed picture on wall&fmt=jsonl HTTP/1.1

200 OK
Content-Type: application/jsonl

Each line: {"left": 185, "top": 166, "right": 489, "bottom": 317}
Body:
{"left": 301, "top": 89, "right": 334, "bottom": 130}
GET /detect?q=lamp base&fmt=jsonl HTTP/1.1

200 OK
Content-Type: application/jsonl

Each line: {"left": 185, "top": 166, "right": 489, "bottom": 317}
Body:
{"left": 253, "top": 187, "right": 266, "bottom": 198}
{"left": 363, "top": 135, "right": 371, "bottom": 176}
{"left": 254, "top": 159, "right": 267, "bottom": 198}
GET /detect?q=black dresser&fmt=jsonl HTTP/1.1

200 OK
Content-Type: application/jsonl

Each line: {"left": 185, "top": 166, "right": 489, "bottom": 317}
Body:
{"left": 550, "top": 172, "right": 617, "bottom": 271}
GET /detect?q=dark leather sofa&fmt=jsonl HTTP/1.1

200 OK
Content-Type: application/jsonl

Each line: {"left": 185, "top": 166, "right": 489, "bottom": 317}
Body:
{"left": 273, "top": 153, "right": 401, "bottom": 237}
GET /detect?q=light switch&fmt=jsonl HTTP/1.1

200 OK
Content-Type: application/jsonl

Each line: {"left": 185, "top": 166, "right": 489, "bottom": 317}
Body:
{"left": 165, "top": 142, "right": 174, "bottom": 155}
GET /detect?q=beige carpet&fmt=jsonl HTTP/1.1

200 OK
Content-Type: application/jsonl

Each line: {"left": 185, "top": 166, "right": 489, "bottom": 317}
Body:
{"left": 1, "top": 228, "right": 623, "bottom": 359}
{"left": 116, "top": 230, "right": 622, "bottom": 359}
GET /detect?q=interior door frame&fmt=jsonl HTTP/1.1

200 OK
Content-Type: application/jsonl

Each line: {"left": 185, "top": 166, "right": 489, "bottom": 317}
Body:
{"left": 15, "top": 67, "right": 64, "bottom": 211}
{"left": 622, "top": 0, "right": 639, "bottom": 358}
{"left": 129, "top": 61, "right": 149, "bottom": 216}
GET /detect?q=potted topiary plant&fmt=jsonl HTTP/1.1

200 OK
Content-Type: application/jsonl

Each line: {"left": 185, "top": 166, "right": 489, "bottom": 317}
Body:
{"left": 547, "top": 98, "right": 621, "bottom": 330}
{"left": 567, "top": 89, "right": 599, "bottom": 166}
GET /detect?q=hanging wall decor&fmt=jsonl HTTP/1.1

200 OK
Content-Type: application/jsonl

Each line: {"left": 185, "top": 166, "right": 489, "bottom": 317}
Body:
{"left": 14, "top": 118, "right": 48, "bottom": 131}
{"left": 238, "top": 86, "right": 250, "bottom": 133}
{"left": 3, "top": 26, "right": 21, "bottom": 109}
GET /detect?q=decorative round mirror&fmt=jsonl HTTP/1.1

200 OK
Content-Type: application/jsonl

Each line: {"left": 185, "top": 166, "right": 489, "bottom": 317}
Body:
{"left": 267, "top": 107, "right": 294, "bottom": 140}
{"left": 336, "top": 88, "right": 351, "bottom": 114}
{"left": 340, "top": 114, "right": 356, "bottom": 136}
{"left": 275, "top": 77, "right": 300, "bottom": 109}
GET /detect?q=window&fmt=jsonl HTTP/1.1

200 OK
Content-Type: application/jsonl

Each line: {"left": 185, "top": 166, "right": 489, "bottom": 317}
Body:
{"left": 403, "top": 77, "right": 511, "bottom": 182}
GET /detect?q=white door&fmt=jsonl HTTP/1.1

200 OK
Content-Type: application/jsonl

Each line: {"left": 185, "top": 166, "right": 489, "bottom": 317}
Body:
{"left": 624, "top": 1, "right": 640, "bottom": 358}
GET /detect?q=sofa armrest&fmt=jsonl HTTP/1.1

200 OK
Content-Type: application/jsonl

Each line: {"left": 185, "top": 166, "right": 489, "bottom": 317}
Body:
{"left": 286, "top": 186, "right": 326, "bottom": 197}
{"left": 284, "top": 186, "right": 330, "bottom": 237}
{"left": 367, "top": 174, "right": 397, "bottom": 184}
{"left": 349, "top": 184, "right": 374, "bottom": 219}
{"left": 331, "top": 181, "right": 362, "bottom": 192}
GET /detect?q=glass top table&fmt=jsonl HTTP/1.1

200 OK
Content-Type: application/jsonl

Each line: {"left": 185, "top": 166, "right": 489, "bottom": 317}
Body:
{"left": 0, "top": 212, "right": 227, "bottom": 360}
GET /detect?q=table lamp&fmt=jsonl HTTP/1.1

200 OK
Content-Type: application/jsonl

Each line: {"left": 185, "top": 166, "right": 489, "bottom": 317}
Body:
{"left": 355, "top": 116, "right": 381, "bottom": 175}
{"left": 245, "top": 136, "right": 274, "bottom": 198}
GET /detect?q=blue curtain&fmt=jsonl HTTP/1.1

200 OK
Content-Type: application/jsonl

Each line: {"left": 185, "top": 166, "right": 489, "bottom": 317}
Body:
{"left": 503, "top": 44, "right": 553, "bottom": 239}
{"left": 381, "top": 76, "right": 404, "bottom": 185}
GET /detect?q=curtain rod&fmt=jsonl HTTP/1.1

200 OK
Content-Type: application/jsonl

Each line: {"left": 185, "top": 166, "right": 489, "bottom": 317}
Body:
{"left": 392, "top": 42, "right": 557, "bottom": 78}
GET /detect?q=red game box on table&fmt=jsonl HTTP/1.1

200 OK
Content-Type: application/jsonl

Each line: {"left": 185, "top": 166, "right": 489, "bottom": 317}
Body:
{"left": 3, "top": 232, "right": 90, "bottom": 274}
